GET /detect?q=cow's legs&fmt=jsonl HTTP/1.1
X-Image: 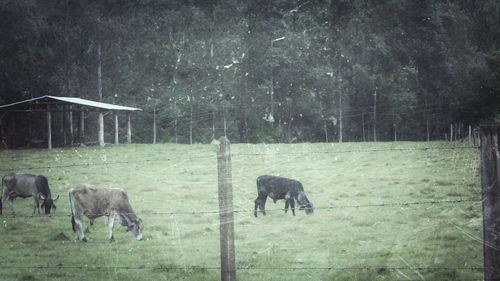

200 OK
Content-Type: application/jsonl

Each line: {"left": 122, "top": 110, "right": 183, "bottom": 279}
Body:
{"left": 32, "top": 195, "right": 40, "bottom": 216}
{"left": 5, "top": 198, "right": 15, "bottom": 216}
{"left": 72, "top": 214, "right": 86, "bottom": 242}
{"left": 108, "top": 214, "right": 116, "bottom": 242}
{"left": 1, "top": 189, "right": 15, "bottom": 216}
{"left": 254, "top": 195, "right": 267, "bottom": 217}
{"left": 284, "top": 192, "right": 295, "bottom": 215}
{"left": 284, "top": 199, "right": 295, "bottom": 215}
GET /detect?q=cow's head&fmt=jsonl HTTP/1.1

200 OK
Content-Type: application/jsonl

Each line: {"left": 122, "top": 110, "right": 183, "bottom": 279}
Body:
{"left": 297, "top": 193, "right": 314, "bottom": 215}
{"left": 125, "top": 217, "right": 144, "bottom": 241}
{"left": 40, "top": 194, "right": 59, "bottom": 215}
{"left": 299, "top": 202, "right": 314, "bottom": 215}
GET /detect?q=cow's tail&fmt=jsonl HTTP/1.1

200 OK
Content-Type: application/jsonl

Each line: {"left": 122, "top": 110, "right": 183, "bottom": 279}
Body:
{"left": 68, "top": 189, "right": 76, "bottom": 232}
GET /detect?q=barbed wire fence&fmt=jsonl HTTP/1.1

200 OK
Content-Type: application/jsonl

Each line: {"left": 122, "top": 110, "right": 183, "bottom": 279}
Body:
{"left": 0, "top": 139, "right": 487, "bottom": 280}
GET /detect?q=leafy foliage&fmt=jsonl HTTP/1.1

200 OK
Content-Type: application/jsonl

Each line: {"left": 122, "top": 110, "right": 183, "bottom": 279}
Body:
{"left": 0, "top": 0, "right": 499, "bottom": 143}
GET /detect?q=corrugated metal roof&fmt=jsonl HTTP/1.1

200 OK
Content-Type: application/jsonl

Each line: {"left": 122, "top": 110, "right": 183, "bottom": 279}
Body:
{"left": 0, "top": 95, "right": 141, "bottom": 111}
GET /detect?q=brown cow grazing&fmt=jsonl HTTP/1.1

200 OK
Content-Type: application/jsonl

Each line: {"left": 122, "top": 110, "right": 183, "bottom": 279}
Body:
{"left": 1, "top": 173, "right": 59, "bottom": 216}
{"left": 68, "top": 184, "right": 144, "bottom": 242}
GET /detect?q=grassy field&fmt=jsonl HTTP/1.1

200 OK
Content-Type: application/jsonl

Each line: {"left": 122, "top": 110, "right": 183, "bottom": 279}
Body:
{"left": 0, "top": 141, "right": 482, "bottom": 281}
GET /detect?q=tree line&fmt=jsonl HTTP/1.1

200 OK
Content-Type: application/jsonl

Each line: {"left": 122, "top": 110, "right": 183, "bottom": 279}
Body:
{"left": 1, "top": 0, "right": 499, "bottom": 144}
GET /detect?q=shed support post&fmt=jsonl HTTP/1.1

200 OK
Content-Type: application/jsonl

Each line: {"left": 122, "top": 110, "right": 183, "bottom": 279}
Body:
{"left": 69, "top": 106, "right": 74, "bottom": 145}
{"left": 115, "top": 113, "right": 119, "bottom": 145}
{"left": 61, "top": 107, "right": 67, "bottom": 146}
{"left": 79, "top": 110, "right": 85, "bottom": 144}
{"left": 0, "top": 115, "right": 4, "bottom": 139}
{"left": 127, "top": 112, "right": 131, "bottom": 144}
{"left": 47, "top": 104, "right": 52, "bottom": 149}
{"left": 98, "top": 112, "right": 104, "bottom": 147}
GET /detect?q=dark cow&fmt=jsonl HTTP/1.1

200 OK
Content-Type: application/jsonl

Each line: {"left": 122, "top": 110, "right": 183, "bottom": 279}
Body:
{"left": 68, "top": 184, "right": 144, "bottom": 242}
{"left": 254, "top": 175, "right": 314, "bottom": 217}
{"left": 1, "top": 173, "right": 59, "bottom": 216}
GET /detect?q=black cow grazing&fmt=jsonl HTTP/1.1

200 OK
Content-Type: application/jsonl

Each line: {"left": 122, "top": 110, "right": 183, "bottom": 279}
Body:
{"left": 68, "top": 184, "right": 144, "bottom": 242}
{"left": 1, "top": 173, "right": 59, "bottom": 216}
{"left": 254, "top": 175, "right": 314, "bottom": 217}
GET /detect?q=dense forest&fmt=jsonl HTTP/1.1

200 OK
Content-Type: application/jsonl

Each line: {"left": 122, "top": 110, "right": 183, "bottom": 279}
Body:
{"left": 1, "top": 0, "right": 500, "bottom": 144}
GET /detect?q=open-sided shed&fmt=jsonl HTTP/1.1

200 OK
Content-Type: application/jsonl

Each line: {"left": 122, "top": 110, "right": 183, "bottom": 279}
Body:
{"left": 0, "top": 95, "right": 141, "bottom": 149}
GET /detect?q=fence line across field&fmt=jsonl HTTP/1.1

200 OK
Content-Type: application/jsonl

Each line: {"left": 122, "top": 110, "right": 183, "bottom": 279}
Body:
{"left": 0, "top": 145, "right": 478, "bottom": 173}
{"left": 0, "top": 144, "right": 477, "bottom": 164}
{"left": 0, "top": 198, "right": 481, "bottom": 219}
{"left": 0, "top": 263, "right": 484, "bottom": 272}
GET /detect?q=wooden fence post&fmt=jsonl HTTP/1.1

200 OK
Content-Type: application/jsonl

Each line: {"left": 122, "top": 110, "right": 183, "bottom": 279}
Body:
{"left": 127, "top": 112, "right": 132, "bottom": 144}
{"left": 217, "top": 137, "right": 237, "bottom": 281}
{"left": 479, "top": 126, "right": 500, "bottom": 281}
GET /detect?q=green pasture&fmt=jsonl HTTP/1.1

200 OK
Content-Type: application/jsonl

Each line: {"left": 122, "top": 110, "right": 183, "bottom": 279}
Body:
{"left": 0, "top": 141, "right": 482, "bottom": 281}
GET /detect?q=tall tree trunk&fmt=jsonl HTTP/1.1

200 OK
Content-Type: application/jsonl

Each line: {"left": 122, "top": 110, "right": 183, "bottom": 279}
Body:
{"left": 174, "top": 100, "right": 178, "bottom": 144}
{"left": 97, "top": 44, "right": 102, "bottom": 102}
{"left": 65, "top": 0, "right": 73, "bottom": 144}
{"left": 47, "top": 105, "right": 52, "bottom": 149}
{"left": 394, "top": 120, "right": 397, "bottom": 142}
{"left": 288, "top": 98, "right": 292, "bottom": 143}
{"left": 362, "top": 111, "right": 366, "bottom": 142}
{"left": 426, "top": 118, "right": 430, "bottom": 141}
{"left": 320, "top": 99, "right": 328, "bottom": 143}
{"left": 189, "top": 95, "right": 193, "bottom": 145}
{"left": 373, "top": 87, "right": 377, "bottom": 142}
{"left": 212, "top": 112, "right": 216, "bottom": 140}
{"left": 153, "top": 107, "right": 156, "bottom": 144}
{"left": 97, "top": 40, "right": 104, "bottom": 147}
{"left": 224, "top": 115, "right": 227, "bottom": 137}
{"left": 339, "top": 93, "right": 343, "bottom": 143}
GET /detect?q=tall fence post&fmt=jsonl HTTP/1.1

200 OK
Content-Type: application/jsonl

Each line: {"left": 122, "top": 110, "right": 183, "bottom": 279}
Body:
{"left": 217, "top": 137, "right": 237, "bottom": 281}
{"left": 479, "top": 126, "right": 500, "bottom": 281}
